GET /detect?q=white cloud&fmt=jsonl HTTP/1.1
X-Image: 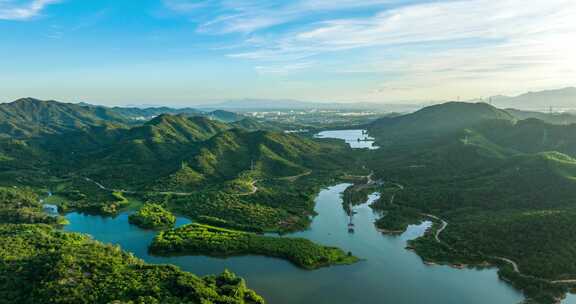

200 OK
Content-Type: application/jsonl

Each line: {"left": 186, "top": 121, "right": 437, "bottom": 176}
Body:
{"left": 164, "top": 0, "right": 399, "bottom": 34}
{"left": 0, "top": 0, "right": 60, "bottom": 21}
{"left": 220, "top": 0, "right": 576, "bottom": 101}
{"left": 255, "top": 61, "right": 316, "bottom": 75}
{"left": 234, "top": 0, "right": 575, "bottom": 58}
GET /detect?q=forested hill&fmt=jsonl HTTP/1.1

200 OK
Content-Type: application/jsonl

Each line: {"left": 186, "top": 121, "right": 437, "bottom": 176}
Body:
{"left": 0, "top": 98, "right": 362, "bottom": 236}
{"left": 183, "top": 128, "right": 321, "bottom": 180}
{"left": 368, "top": 102, "right": 514, "bottom": 142}
{"left": 471, "top": 118, "right": 576, "bottom": 157}
{"left": 366, "top": 102, "right": 576, "bottom": 303}
{"left": 109, "top": 105, "right": 202, "bottom": 120}
{"left": 0, "top": 98, "right": 128, "bottom": 138}
{"left": 60, "top": 119, "right": 351, "bottom": 191}
{"left": 0, "top": 99, "right": 355, "bottom": 193}
{"left": 131, "top": 114, "right": 230, "bottom": 143}
{"left": 0, "top": 186, "right": 264, "bottom": 304}
{"left": 506, "top": 108, "right": 576, "bottom": 125}
{"left": 29, "top": 114, "right": 229, "bottom": 163}
{"left": 209, "top": 109, "right": 245, "bottom": 122}
{"left": 111, "top": 106, "right": 244, "bottom": 123}
{"left": 0, "top": 98, "right": 257, "bottom": 140}
{"left": 231, "top": 117, "right": 280, "bottom": 131}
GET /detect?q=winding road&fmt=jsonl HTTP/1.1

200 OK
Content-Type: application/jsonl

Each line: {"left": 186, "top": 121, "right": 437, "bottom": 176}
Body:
{"left": 276, "top": 170, "right": 312, "bottom": 182}
{"left": 386, "top": 181, "right": 573, "bottom": 286}
{"left": 234, "top": 180, "right": 259, "bottom": 196}
{"left": 84, "top": 177, "right": 261, "bottom": 197}
{"left": 84, "top": 177, "right": 201, "bottom": 196}
{"left": 421, "top": 213, "right": 448, "bottom": 243}
{"left": 86, "top": 170, "right": 315, "bottom": 198}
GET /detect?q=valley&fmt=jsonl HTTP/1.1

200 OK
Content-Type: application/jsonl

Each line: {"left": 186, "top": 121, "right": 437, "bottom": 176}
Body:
{"left": 3, "top": 1, "right": 576, "bottom": 302}
{"left": 2, "top": 98, "right": 576, "bottom": 303}
{"left": 62, "top": 184, "right": 523, "bottom": 304}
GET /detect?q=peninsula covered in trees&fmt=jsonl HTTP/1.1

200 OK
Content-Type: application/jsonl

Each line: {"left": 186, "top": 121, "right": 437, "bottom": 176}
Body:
{"left": 150, "top": 223, "right": 359, "bottom": 270}
{"left": 0, "top": 224, "right": 264, "bottom": 304}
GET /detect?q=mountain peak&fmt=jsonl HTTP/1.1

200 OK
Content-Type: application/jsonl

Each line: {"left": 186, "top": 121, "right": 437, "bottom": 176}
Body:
{"left": 10, "top": 97, "right": 49, "bottom": 105}
{"left": 369, "top": 101, "right": 513, "bottom": 140}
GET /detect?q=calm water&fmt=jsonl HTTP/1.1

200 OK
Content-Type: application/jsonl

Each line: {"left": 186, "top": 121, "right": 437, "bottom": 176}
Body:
{"left": 315, "top": 129, "right": 378, "bottom": 149}
{"left": 565, "top": 294, "right": 576, "bottom": 304}
{"left": 65, "top": 184, "right": 524, "bottom": 304}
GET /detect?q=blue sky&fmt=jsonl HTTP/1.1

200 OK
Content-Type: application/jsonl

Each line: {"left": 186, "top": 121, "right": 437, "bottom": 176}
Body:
{"left": 0, "top": 0, "right": 575, "bottom": 106}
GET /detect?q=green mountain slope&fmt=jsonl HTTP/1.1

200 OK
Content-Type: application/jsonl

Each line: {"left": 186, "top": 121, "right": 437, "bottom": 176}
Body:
{"left": 209, "top": 110, "right": 245, "bottom": 122}
{"left": 93, "top": 115, "right": 230, "bottom": 166}
{"left": 125, "top": 114, "right": 229, "bottom": 144}
{"left": 36, "top": 113, "right": 344, "bottom": 192}
{"left": 231, "top": 117, "right": 281, "bottom": 131}
{"left": 0, "top": 98, "right": 127, "bottom": 138}
{"left": 138, "top": 126, "right": 349, "bottom": 192}
{"left": 473, "top": 118, "right": 576, "bottom": 157}
{"left": 368, "top": 113, "right": 576, "bottom": 303}
{"left": 185, "top": 129, "right": 317, "bottom": 181}
{"left": 506, "top": 108, "right": 576, "bottom": 125}
{"left": 41, "top": 114, "right": 229, "bottom": 162}
{"left": 368, "top": 102, "right": 514, "bottom": 143}
{"left": 109, "top": 105, "right": 202, "bottom": 121}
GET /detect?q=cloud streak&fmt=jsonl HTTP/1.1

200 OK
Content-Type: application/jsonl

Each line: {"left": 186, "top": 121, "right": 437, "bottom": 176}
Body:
{"left": 202, "top": 0, "right": 576, "bottom": 101}
{"left": 0, "top": 0, "right": 60, "bottom": 21}
{"left": 164, "top": 0, "right": 405, "bottom": 33}
{"left": 231, "top": 0, "right": 575, "bottom": 59}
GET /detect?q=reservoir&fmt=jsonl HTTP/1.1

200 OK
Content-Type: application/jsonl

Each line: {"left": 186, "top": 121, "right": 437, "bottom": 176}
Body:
{"left": 64, "top": 183, "right": 523, "bottom": 304}
{"left": 315, "top": 129, "right": 378, "bottom": 149}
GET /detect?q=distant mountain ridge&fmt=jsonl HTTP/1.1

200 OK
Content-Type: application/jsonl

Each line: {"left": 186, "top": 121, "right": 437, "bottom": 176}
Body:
{"left": 110, "top": 106, "right": 202, "bottom": 121}
{"left": 492, "top": 87, "right": 576, "bottom": 110}
{"left": 0, "top": 98, "right": 251, "bottom": 139}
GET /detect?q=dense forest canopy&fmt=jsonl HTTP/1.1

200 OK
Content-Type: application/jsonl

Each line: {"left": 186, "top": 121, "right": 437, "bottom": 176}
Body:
{"left": 1, "top": 98, "right": 576, "bottom": 303}
{"left": 366, "top": 102, "right": 576, "bottom": 303}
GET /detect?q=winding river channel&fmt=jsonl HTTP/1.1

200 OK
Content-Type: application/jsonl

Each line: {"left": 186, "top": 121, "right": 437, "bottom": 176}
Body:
{"left": 60, "top": 129, "right": 576, "bottom": 303}
{"left": 64, "top": 186, "right": 522, "bottom": 303}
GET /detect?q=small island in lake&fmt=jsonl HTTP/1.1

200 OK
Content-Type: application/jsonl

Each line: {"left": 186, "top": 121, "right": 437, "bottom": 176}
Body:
{"left": 150, "top": 223, "right": 359, "bottom": 270}
{"left": 128, "top": 203, "right": 176, "bottom": 229}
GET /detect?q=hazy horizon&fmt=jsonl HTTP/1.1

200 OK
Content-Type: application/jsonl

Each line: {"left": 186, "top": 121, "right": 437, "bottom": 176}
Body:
{"left": 2, "top": 86, "right": 575, "bottom": 110}
{"left": 1, "top": 0, "right": 575, "bottom": 106}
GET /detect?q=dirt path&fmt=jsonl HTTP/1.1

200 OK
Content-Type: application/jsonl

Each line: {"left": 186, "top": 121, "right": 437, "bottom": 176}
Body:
{"left": 85, "top": 176, "right": 262, "bottom": 197}
{"left": 235, "top": 180, "right": 258, "bottom": 196}
{"left": 276, "top": 171, "right": 312, "bottom": 182}
{"left": 421, "top": 213, "right": 448, "bottom": 243}
{"left": 386, "top": 180, "right": 574, "bottom": 285}
{"left": 491, "top": 256, "right": 520, "bottom": 273}
{"left": 84, "top": 177, "right": 192, "bottom": 196}
{"left": 552, "top": 279, "right": 576, "bottom": 284}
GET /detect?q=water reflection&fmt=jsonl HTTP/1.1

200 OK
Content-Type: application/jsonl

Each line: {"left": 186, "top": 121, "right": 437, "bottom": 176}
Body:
{"left": 64, "top": 184, "right": 523, "bottom": 304}
{"left": 315, "top": 129, "right": 378, "bottom": 150}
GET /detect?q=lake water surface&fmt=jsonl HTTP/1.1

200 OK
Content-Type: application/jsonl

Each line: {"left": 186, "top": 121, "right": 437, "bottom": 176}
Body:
{"left": 315, "top": 129, "right": 378, "bottom": 149}
{"left": 65, "top": 183, "right": 524, "bottom": 304}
